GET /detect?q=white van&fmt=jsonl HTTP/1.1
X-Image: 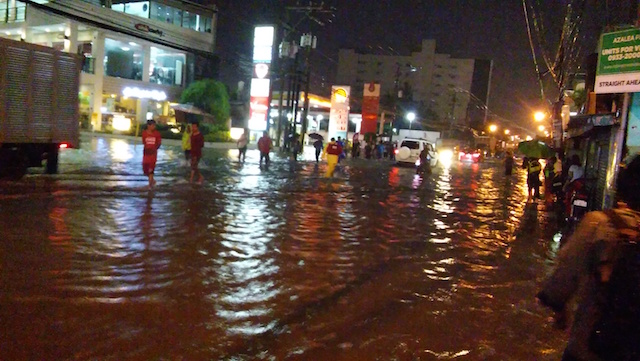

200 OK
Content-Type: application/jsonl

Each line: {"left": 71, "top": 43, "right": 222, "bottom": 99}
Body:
{"left": 396, "top": 138, "right": 438, "bottom": 168}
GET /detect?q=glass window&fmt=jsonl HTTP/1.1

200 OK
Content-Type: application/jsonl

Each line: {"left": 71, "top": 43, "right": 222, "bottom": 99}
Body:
{"left": 202, "top": 16, "right": 211, "bottom": 33}
{"left": 402, "top": 141, "right": 419, "bottom": 150}
{"left": 150, "top": 46, "right": 186, "bottom": 86}
{"left": 183, "top": 11, "right": 198, "bottom": 31}
{"left": 111, "top": 3, "right": 124, "bottom": 12}
{"left": 104, "top": 38, "right": 144, "bottom": 81}
{"left": 149, "top": 2, "right": 166, "bottom": 23}
{"left": 123, "top": 1, "right": 149, "bottom": 18}
{"left": 172, "top": 8, "right": 182, "bottom": 26}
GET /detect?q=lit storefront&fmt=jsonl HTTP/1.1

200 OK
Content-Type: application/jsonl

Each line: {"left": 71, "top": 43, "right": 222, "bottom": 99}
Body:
{"left": 0, "top": 0, "right": 217, "bottom": 131}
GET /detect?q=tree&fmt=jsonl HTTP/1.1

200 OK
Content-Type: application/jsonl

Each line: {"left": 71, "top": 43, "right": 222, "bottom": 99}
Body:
{"left": 180, "top": 79, "right": 230, "bottom": 125}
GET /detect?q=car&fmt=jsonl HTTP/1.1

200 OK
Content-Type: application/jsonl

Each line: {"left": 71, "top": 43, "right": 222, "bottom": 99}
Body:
{"left": 458, "top": 147, "right": 483, "bottom": 163}
{"left": 395, "top": 138, "right": 438, "bottom": 168}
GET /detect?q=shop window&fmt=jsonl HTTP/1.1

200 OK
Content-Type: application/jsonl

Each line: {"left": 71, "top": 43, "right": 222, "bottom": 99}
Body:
{"left": 150, "top": 46, "right": 186, "bottom": 86}
{"left": 104, "top": 38, "right": 144, "bottom": 81}
{"left": 78, "top": 42, "right": 95, "bottom": 74}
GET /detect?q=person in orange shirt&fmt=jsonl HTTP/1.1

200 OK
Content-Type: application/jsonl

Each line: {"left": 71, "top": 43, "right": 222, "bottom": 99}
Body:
{"left": 141, "top": 119, "right": 161, "bottom": 188}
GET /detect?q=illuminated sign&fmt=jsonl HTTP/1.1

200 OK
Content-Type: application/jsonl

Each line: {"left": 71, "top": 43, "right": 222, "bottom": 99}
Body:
{"left": 252, "top": 26, "right": 275, "bottom": 64}
{"left": 122, "top": 87, "right": 167, "bottom": 101}
{"left": 249, "top": 25, "right": 275, "bottom": 131}
{"left": 255, "top": 63, "right": 269, "bottom": 79}
{"left": 328, "top": 85, "right": 351, "bottom": 139}
{"left": 134, "top": 23, "right": 164, "bottom": 37}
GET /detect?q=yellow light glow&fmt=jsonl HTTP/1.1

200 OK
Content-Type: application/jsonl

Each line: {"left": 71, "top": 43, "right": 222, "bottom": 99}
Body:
{"left": 488, "top": 124, "right": 498, "bottom": 133}
{"left": 438, "top": 149, "right": 454, "bottom": 168}
{"left": 230, "top": 127, "right": 244, "bottom": 140}
{"left": 112, "top": 115, "right": 132, "bottom": 132}
{"left": 538, "top": 125, "right": 546, "bottom": 132}
{"left": 526, "top": 135, "right": 533, "bottom": 141}
{"left": 504, "top": 129, "right": 510, "bottom": 135}
{"left": 534, "top": 111, "right": 546, "bottom": 122}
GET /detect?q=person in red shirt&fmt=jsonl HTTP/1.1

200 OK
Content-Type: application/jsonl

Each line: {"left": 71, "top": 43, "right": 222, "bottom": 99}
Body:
{"left": 189, "top": 122, "right": 205, "bottom": 184}
{"left": 141, "top": 119, "right": 161, "bottom": 188}
{"left": 257, "top": 131, "right": 272, "bottom": 168}
{"left": 323, "top": 137, "right": 343, "bottom": 178}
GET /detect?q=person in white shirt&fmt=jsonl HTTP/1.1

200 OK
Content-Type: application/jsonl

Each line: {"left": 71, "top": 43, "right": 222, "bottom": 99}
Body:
{"left": 564, "top": 154, "right": 584, "bottom": 191}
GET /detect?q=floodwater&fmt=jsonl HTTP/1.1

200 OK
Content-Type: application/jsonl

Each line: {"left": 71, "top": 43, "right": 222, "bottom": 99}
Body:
{"left": 0, "top": 135, "right": 567, "bottom": 360}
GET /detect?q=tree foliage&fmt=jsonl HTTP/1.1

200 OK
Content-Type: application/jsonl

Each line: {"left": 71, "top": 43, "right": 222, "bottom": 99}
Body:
{"left": 180, "top": 79, "right": 230, "bottom": 125}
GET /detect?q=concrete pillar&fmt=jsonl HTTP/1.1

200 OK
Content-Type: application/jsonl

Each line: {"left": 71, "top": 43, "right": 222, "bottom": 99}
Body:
{"left": 136, "top": 99, "right": 149, "bottom": 124}
{"left": 64, "top": 20, "right": 78, "bottom": 53}
{"left": 91, "top": 31, "right": 105, "bottom": 131}
{"left": 142, "top": 44, "right": 151, "bottom": 83}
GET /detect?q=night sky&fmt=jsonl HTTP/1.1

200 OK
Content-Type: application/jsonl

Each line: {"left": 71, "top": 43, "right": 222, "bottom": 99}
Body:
{"left": 202, "top": 0, "right": 629, "bottom": 133}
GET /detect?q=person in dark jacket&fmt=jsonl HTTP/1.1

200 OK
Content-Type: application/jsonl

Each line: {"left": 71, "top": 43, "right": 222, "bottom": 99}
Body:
{"left": 537, "top": 152, "right": 640, "bottom": 361}
{"left": 504, "top": 151, "right": 514, "bottom": 176}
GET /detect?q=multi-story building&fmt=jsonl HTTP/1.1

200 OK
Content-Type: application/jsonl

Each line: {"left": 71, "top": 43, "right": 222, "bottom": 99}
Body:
{"left": 337, "top": 39, "right": 491, "bottom": 129}
{"left": 0, "top": 0, "right": 217, "bottom": 131}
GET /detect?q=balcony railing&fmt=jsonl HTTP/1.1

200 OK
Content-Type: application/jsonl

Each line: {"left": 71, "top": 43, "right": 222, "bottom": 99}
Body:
{"left": 1, "top": 3, "right": 26, "bottom": 24}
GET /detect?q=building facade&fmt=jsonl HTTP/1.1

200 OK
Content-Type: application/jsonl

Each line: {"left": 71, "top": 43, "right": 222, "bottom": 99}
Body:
{"left": 0, "top": 0, "right": 217, "bottom": 131}
{"left": 336, "top": 40, "right": 490, "bottom": 129}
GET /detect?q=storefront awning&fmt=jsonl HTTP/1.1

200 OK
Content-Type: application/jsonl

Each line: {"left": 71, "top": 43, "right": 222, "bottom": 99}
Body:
{"left": 567, "top": 113, "right": 618, "bottom": 138}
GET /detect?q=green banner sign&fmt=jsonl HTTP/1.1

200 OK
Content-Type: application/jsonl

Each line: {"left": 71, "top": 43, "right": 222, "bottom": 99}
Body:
{"left": 597, "top": 28, "right": 640, "bottom": 76}
{"left": 596, "top": 28, "right": 640, "bottom": 93}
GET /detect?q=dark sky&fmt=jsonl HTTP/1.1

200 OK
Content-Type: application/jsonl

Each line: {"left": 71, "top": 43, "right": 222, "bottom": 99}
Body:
{"left": 202, "top": 0, "right": 631, "bottom": 133}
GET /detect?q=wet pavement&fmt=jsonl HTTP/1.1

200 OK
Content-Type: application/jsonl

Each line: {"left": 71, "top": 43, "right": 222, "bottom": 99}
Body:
{"left": 0, "top": 135, "right": 567, "bottom": 360}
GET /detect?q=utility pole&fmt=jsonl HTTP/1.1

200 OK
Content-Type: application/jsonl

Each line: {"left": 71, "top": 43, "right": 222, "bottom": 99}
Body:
{"left": 280, "top": 2, "right": 335, "bottom": 147}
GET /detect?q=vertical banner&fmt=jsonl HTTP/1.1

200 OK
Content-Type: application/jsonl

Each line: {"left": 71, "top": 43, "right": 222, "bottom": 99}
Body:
{"left": 249, "top": 25, "right": 275, "bottom": 132}
{"left": 361, "top": 82, "right": 380, "bottom": 135}
{"left": 328, "top": 86, "right": 350, "bottom": 140}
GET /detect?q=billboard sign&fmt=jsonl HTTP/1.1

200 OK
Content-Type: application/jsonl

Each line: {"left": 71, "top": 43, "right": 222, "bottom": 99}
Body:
{"left": 249, "top": 25, "right": 275, "bottom": 131}
{"left": 595, "top": 28, "right": 640, "bottom": 93}
{"left": 328, "top": 86, "right": 350, "bottom": 140}
{"left": 361, "top": 82, "right": 380, "bottom": 134}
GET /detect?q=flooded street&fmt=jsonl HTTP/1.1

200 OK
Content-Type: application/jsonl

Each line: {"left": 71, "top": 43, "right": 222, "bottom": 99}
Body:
{"left": 1, "top": 135, "right": 566, "bottom": 360}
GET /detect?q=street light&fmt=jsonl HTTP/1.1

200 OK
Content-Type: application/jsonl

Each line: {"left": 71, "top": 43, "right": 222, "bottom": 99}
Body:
{"left": 534, "top": 111, "right": 546, "bottom": 122}
{"left": 538, "top": 124, "right": 546, "bottom": 132}
{"left": 504, "top": 129, "right": 510, "bottom": 135}
{"left": 406, "top": 112, "right": 416, "bottom": 130}
{"left": 488, "top": 124, "right": 498, "bottom": 133}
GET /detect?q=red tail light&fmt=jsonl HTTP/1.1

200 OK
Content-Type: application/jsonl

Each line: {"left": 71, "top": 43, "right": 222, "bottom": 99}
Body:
{"left": 394, "top": 149, "right": 399, "bottom": 154}
{"left": 59, "top": 143, "right": 69, "bottom": 149}
{"left": 472, "top": 153, "right": 480, "bottom": 158}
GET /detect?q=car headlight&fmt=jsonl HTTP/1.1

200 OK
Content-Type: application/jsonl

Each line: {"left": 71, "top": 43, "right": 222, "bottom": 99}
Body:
{"left": 439, "top": 149, "right": 453, "bottom": 162}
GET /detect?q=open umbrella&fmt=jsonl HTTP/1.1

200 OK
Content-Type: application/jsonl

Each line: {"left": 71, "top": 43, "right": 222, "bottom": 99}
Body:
{"left": 517, "top": 140, "right": 555, "bottom": 159}
{"left": 308, "top": 133, "right": 324, "bottom": 141}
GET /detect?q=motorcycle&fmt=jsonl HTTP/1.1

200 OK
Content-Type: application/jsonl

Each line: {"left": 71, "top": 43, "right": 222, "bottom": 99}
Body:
{"left": 561, "top": 178, "right": 590, "bottom": 243}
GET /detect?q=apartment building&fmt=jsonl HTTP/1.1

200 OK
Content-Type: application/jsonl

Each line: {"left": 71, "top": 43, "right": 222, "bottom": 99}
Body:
{"left": 337, "top": 39, "right": 490, "bottom": 128}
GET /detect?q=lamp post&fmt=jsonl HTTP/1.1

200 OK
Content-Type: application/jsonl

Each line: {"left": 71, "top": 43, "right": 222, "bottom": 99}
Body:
{"left": 406, "top": 111, "right": 416, "bottom": 130}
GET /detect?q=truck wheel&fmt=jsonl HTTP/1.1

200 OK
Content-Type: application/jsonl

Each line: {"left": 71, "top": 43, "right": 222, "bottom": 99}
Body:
{"left": 46, "top": 144, "right": 59, "bottom": 174}
{"left": 0, "top": 148, "right": 27, "bottom": 180}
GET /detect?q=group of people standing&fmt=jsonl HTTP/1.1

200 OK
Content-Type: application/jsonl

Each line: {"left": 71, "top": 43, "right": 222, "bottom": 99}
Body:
{"left": 503, "top": 151, "right": 584, "bottom": 206}
{"left": 140, "top": 120, "right": 205, "bottom": 189}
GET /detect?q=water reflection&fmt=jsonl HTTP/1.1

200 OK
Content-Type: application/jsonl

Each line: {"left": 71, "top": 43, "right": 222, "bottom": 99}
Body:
{"left": 0, "top": 140, "right": 567, "bottom": 360}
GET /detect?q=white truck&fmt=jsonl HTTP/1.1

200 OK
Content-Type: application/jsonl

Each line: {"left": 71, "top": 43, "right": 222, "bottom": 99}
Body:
{"left": 0, "top": 37, "right": 81, "bottom": 179}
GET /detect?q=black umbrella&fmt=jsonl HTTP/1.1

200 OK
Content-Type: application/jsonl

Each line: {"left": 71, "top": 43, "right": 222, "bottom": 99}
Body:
{"left": 308, "top": 133, "right": 324, "bottom": 141}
